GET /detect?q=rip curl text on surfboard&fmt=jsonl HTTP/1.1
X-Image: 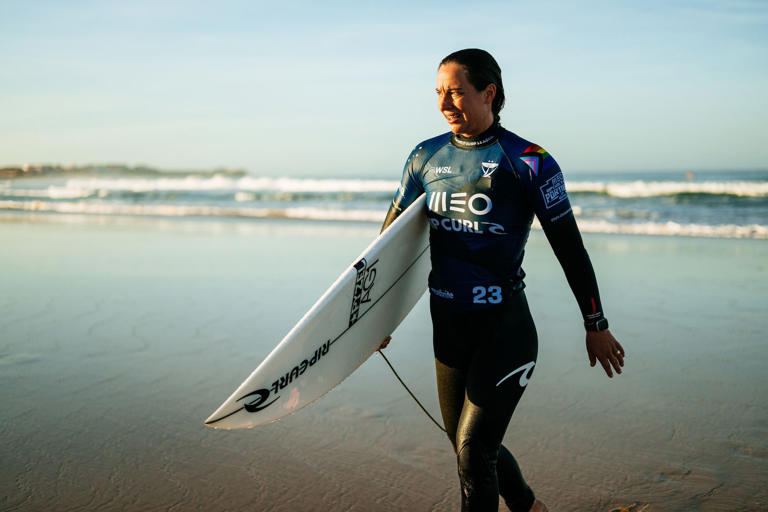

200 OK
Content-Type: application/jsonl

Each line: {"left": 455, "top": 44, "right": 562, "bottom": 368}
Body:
{"left": 271, "top": 339, "right": 331, "bottom": 394}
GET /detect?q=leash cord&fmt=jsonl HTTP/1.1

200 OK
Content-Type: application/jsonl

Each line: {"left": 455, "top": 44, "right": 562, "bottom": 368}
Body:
{"left": 377, "top": 350, "right": 446, "bottom": 433}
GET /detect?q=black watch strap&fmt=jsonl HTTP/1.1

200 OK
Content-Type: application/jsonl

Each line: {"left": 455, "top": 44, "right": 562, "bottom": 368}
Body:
{"left": 585, "top": 317, "right": 609, "bottom": 332}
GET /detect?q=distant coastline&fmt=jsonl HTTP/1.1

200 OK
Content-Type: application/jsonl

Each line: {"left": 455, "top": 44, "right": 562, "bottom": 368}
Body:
{"left": 0, "top": 163, "right": 247, "bottom": 179}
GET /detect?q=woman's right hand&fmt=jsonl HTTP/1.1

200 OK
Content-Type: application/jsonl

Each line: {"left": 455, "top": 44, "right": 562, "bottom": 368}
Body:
{"left": 586, "top": 329, "right": 625, "bottom": 377}
{"left": 378, "top": 336, "right": 392, "bottom": 350}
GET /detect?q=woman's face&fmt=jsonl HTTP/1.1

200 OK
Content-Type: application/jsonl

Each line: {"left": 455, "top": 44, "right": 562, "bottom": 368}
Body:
{"left": 436, "top": 62, "right": 495, "bottom": 137}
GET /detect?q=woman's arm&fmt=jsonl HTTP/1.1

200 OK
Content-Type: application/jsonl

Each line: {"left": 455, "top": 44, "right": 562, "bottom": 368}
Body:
{"left": 541, "top": 212, "right": 625, "bottom": 377}
{"left": 510, "top": 139, "right": 626, "bottom": 378}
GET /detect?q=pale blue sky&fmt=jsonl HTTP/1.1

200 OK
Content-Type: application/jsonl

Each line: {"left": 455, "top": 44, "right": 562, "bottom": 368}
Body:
{"left": 1, "top": 0, "right": 766, "bottom": 176}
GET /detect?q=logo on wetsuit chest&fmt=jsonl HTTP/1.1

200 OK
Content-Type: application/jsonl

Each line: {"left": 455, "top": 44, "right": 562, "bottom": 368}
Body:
{"left": 427, "top": 191, "right": 506, "bottom": 234}
{"left": 428, "top": 191, "right": 492, "bottom": 215}
{"left": 481, "top": 161, "right": 499, "bottom": 178}
{"left": 429, "top": 166, "right": 452, "bottom": 175}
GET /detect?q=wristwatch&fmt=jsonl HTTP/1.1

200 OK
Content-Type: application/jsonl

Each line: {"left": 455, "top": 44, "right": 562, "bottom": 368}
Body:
{"left": 585, "top": 317, "right": 609, "bottom": 332}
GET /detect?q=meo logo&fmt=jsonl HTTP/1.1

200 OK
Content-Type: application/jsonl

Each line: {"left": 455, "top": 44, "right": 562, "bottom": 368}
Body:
{"left": 428, "top": 191, "right": 492, "bottom": 215}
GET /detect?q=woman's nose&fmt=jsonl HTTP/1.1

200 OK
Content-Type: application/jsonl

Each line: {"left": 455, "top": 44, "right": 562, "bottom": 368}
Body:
{"left": 438, "top": 92, "right": 452, "bottom": 110}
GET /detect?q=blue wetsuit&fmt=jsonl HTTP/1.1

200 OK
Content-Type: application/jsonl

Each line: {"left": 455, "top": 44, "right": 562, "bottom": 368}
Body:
{"left": 384, "top": 123, "right": 604, "bottom": 321}
{"left": 383, "top": 124, "right": 606, "bottom": 511}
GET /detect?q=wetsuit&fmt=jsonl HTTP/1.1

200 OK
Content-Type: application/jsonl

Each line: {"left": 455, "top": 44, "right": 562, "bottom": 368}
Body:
{"left": 383, "top": 123, "right": 606, "bottom": 511}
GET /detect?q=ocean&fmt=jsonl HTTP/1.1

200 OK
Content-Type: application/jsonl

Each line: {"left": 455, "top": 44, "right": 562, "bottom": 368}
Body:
{"left": 2, "top": 168, "right": 767, "bottom": 238}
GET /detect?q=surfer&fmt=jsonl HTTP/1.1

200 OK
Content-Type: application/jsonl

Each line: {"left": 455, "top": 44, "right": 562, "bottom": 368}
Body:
{"left": 380, "top": 49, "right": 625, "bottom": 512}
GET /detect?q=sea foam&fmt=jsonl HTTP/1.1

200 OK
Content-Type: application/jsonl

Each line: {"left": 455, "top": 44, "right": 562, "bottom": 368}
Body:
{"left": 2, "top": 200, "right": 765, "bottom": 239}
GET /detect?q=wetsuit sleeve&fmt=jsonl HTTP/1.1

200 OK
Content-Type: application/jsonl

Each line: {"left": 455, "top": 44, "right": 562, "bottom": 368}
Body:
{"left": 540, "top": 212, "right": 605, "bottom": 326}
{"left": 517, "top": 147, "right": 606, "bottom": 326}
{"left": 381, "top": 147, "right": 425, "bottom": 232}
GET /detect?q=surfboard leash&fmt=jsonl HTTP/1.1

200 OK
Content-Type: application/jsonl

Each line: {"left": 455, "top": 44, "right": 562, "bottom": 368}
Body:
{"left": 377, "top": 350, "right": 446, "bottom": 433}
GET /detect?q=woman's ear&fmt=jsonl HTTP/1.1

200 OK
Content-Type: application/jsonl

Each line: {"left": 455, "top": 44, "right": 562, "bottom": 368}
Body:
{"left": 485, "top": 83, "right": 497, "bottom": 105}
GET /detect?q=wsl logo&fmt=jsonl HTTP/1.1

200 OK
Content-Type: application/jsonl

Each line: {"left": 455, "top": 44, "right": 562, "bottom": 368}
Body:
{"left": 349, "top": 257, "right": 378, "bottom": 326}
{"left": 429, "top": 166, "right": 452, "bottom": 175}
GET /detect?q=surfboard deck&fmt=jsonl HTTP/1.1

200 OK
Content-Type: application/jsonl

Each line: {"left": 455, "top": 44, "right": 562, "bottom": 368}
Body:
{"left": 205, "top": 194, "right": 430, "bottom": 429}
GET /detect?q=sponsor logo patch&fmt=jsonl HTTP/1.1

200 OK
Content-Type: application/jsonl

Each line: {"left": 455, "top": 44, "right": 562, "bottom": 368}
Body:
{"left": 429, "top": 166, "right": 452, "bottom": 175}
{"left": 428, "top": 191, "right": 492, "bottom": 215}
{"left": 429, "top": 287, "right": 455, "bottom": 299}
{"left": 540, "top": 172, "right": 568, "bottom": 209}
{"left": 520, "top": 156, "right": 539, "bottom": 176}
{"left": 428, "top": 217, "right": 506, "bottom": 235}
{"left": 496, "top": 361, "right": 536, "bottom": 388}
{"left": 481, "top": 161, "right": 499, "bottom": 178}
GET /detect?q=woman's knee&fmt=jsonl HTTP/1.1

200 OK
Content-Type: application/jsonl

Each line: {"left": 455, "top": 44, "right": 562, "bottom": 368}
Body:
{"left": 456, "top": 437, "right": 498, "bottom": 481}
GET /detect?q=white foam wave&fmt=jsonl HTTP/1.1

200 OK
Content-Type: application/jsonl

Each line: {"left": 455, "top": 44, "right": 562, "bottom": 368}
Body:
{"left": 5, "top": 176, "right": 766, "bottom": 199}
{"left": 43, "top": 176, "right": 399, "bottom": 195}
{"left": 566, "top": 180, "right": 768, "bottom": 197}
{"left": 0, "top": 187, "right": 97, "bottom": 199}
{"left": 0, "top": 200, "right": 385, "bottom": 223}
{"left": 2, "top": 200, "right": 765, "bottom": 238}
{"left": 531, "top": 217, "right": 767, "bottom": 239}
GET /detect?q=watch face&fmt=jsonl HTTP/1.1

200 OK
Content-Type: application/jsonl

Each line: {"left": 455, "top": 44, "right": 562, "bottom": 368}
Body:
{"left": 596, "top": 318, "right": 609, "bottom": 331}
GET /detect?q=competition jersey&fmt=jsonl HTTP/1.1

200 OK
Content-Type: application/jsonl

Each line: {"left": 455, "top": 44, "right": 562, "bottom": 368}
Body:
{"left": 386, "top": 124, "right": 588, "bottom": 312}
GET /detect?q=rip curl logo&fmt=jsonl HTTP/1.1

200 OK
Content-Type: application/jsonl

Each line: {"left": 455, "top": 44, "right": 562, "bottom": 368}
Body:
{"left": 236, "top": 339, "right": 332, "bottom": 414}
{"left": 428, "top": 217, "right": 506, "bottom": 235}
{"left": 481, "top": 161, "right": 499, "bottom": 178}
{"left": 496, "top": 361, "right": 536, "bottom": 388}
{"left": 349, "top": 258, "right": 378, "bottom": 327}
{"left": 540, "top": 172, "right": 568, "bottom": 209}
{"left": 239, "top": 388, "right": 278, "bottom": 413}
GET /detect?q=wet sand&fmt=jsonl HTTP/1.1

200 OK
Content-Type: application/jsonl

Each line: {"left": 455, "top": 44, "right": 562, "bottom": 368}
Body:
{"left": 1, "top": 214, "right": 766, "bottom": 511}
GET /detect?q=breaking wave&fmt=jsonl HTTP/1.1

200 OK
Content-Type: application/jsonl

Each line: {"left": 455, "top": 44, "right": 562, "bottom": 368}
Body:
{"left": 2, "top": 199, "right": 765, "bottom": 239}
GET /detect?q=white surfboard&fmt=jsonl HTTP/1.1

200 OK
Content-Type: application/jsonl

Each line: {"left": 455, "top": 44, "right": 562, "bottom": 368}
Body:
{"left": 205, "top": 194, "right": 430, "bottom": 429}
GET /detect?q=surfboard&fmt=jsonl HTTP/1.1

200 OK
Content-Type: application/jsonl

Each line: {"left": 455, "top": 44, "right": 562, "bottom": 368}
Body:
{"left": 205, "top": 194, "right": 430, "bottom": 429}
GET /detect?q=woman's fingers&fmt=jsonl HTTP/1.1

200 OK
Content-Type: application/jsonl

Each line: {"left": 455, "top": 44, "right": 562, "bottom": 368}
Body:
{"left": 586, "top": 331, "right": 626, "bottom": 378}
{"left": 378, "top": 336, "right": 392, "bottom": 350}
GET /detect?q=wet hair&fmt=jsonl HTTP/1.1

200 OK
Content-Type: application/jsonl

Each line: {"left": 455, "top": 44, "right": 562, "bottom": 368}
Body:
{"left": 440, "top": 49, "right": 505, "bottom": 124}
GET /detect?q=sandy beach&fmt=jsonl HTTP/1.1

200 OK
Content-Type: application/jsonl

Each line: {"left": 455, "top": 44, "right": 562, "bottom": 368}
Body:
{"left": 1, "top": 213, "right": 766, "bottom": 511}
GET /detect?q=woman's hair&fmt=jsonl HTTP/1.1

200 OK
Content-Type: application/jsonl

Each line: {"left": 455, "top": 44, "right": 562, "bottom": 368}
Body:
{"left": 440, "top": 49, "right": 505, "bottom": 124}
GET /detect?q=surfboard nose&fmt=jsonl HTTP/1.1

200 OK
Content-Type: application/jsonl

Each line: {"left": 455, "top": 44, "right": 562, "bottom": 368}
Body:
{"left": 204, "top": 403, "right": 244, "bottom": 429}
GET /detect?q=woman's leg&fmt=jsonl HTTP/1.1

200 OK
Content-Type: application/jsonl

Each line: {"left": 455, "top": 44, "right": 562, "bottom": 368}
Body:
{"left": 432, "top": 292, "right": 539, "bottom": 511}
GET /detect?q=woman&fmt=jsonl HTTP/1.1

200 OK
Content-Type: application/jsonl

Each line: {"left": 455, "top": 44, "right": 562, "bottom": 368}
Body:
{"left": 379, "top": 49, "right": 625, "bottom": 512}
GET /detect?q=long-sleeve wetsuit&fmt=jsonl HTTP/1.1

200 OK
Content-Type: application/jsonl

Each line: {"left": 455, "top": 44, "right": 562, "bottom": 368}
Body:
{"left": 383, "top": 123, "right": 606, "bottom": 511}
{"left": 383, "top": 123, "right": 604, "bottom": 323}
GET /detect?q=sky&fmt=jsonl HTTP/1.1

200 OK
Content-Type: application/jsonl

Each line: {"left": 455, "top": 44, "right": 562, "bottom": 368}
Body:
{"left": 1, "top": 0, "right": 767, "bottom": 176}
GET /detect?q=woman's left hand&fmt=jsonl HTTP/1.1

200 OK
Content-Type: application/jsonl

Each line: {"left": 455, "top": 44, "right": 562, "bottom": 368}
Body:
{"left": 586, "top": 330, "right": 625, "bottom": 378}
